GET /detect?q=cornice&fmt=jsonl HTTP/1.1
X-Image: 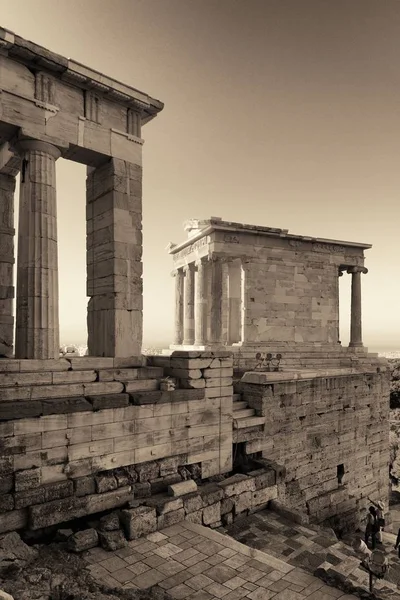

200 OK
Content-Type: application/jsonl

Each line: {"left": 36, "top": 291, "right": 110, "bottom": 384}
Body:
{"left": 0, "top": 27, "right": 164, "bottom": 123}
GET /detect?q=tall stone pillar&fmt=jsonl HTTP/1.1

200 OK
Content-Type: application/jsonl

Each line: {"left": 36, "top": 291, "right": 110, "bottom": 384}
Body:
{"left": 227, "top": 259, "right": 241, "bottom": 344}
{"left": 240, "top": 261, "right": 250, "bottom": 344}
{"left": 15, "top": 140, "right": 61, "bottom": 359}
{"left": 86, "top": 157, "right": 143, "bottom": 357}
{"left": 183, "top": 263, "right": 195, "bottom": 345}
{"left": 348, "top": 266, "right": 367, "bottom": 348}
{"left": 210, "top": 256, "right": 223, "bottom": 344}
{"left": 0, "top": 173, "right": 16, "bottom": 357}
{"left": 194, "top": 257, "right": 207, "bottom": 345}
{"left": 173, "top": 268, "right": 184, "bottom": 344}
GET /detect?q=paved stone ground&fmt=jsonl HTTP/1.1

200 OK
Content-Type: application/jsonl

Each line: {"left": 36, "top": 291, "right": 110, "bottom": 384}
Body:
{"left": 223, "top": 509, "right": 400, "bottom": 597}
{"left": 84, "top": 521, "right": 358, "bottom": 599}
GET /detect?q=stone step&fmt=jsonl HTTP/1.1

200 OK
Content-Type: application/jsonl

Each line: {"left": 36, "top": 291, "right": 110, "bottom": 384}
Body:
{"left": 233, "top": 416, "right": 265, "bottom": 429}
{"left": 232, "top": 408, "right": 256, "bottom": 419}
{"left": 232, "top": 401, "right": 248, "bottom": 411}
{"left": 233, "top": 393, "right": 242, "bottom": 402}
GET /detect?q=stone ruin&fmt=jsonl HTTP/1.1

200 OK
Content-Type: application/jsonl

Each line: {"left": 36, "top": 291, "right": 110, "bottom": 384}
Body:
{"left": 0, "top": 27, "right": 390, "bottom": 549}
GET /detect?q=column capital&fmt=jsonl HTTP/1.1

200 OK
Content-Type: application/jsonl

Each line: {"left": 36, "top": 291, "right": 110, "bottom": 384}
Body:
{"left": 171, "top": 267, "right": 183, "bottom": 277}
{"left": 183, "top": 262, "right": 195, "bottom": 273}
{"left": 195, "top": 256, "right": 208, "bottom": 268}
{"left": 14, "top": 139, "right": 62, "bottom": 160}
{"left": 347, "top": 266, "right": 368, "bottom": 275}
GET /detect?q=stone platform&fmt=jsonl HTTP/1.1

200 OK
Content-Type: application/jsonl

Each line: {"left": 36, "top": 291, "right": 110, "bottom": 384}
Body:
{"left": 84, "top": 520, "right": 358, "bottom": 599}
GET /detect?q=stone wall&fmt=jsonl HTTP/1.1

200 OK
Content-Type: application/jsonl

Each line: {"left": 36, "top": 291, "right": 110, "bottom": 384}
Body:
{"left": 0, "top": 352, "right": 233, "bottom": 534}
{"left": 239, "top": 370, "right": 390, "bottom": 529}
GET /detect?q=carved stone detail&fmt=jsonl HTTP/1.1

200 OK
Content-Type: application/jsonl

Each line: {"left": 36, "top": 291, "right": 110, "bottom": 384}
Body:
{"left": 35, "top": 71, "right": 56, "bottom": 105}
{"left": 224, "top": 234, "right": 239, "bottom": 243}
{"left": 84, "top": 90, "right": 101, "bottom": 123}
{"left": 313, "top": 243, "right": 345, "bottom": 254}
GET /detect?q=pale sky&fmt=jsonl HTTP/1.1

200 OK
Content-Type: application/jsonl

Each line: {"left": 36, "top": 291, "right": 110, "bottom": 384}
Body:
{"left": 2, "top": 0, "right": 400, "bottom": 351}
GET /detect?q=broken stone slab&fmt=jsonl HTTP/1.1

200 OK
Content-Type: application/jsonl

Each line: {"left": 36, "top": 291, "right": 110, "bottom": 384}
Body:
{"left": 218, "top": 473, "right": 256, "bottom": 497}
{"left": 199, "top": 483, "right": 224, "bottom": 506}
{"left": 168, "top": 480, "right": 197, "bottom": 497}
{"left": 0, "top": 532, "right": 38, "bottom": 563}
{"left": 98, "top": 530, "right": 127, "bottom": 551}
{"left": 99, "top": 512, "right": 120, "bottom": 531}
{"left": 0, "top": 591, "right": 14, "bottom": 600}
{"left": 120, "top": 506, "right": 157, "bottom": 540}
{"left": 67, "top": 529, "right": 98, "bottom": 553}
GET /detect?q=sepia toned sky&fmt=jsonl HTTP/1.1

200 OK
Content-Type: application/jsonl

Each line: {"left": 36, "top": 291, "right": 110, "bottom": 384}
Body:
{"left": 1, "top": 0, "right": 400, "bottom": 350}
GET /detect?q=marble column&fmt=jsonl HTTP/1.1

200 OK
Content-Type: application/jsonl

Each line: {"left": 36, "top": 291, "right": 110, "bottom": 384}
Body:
{"left": 15, "top": 140, "right": 61, "bottom": 359}
{"left": 183, "top": 263, "right": 195, "bottom": 345}
{"left": 348, "top": 266, "right": 368, "bottom": 348}
{"left": 227, "top": 259, "right": 241, "bottom": 344}
{"left": 194, "top": 257, "right": 207, "bottom": 345}
{"left": 210, "top": 256, "right": 223, "bottom": 344}
{"left": 240, "top": 261, "right": 250, "bottom": 344}
{"left": 173, "top": 268, "right": 184, "bottom": 345}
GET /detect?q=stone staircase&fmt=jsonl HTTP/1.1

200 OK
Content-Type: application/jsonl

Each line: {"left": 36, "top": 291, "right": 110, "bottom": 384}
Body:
{"left": 232, "top": 391, "right": 265, "bottom": 431}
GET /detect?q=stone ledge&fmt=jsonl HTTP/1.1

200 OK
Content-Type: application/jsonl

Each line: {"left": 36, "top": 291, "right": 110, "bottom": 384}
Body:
{"left": 0, "top": 356, "right": 147, "bottom": 374}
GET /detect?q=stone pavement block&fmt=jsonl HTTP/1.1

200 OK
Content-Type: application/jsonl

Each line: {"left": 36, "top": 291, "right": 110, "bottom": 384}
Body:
{"left": 126, "top": 561, "right": 151, "bottom": 576}
{"left": 247, "top": 589, "right": 275, "bottom": 600}
{"left": 205, "top": 581, "right": 231, "bottom": 597}
{"left": 188, "top": 560, "right": 212, "bottom": 575}
{"left": 186, "top": 573, "right": 214, "bottom": 590}
{"left": 112, "top": 567, "right": 135, "bottom": 583}
{"left": 131, "top": 568, "right": 166, "bottom": 588}
{"left": 223, "top": 575, "right": 247, "bottom": 590}
{"left": 204, "top": 564, "right": 237, "bottom": 584}
{"left": 157, "top": 559, "right": 187, "bottom": 576}
{"left": 168, "top": 583, "right": 194, "bottom": 599}
{"left": 99, "top": 555, "right": 127, "bottom": 573}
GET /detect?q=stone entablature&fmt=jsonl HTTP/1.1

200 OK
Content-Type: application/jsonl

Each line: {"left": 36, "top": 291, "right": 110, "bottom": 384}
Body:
{"left": 0, "top": 27, "right": 164, "bottom": 360}
{"left": 169, "top": 217, "right": 371, "bottom": 351}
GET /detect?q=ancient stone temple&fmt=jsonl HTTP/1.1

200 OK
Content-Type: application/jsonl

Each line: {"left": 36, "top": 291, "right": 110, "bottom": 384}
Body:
{"left": 169, "top": 217, "right": 374, "bottom": 369}
{"left": 0, "top": 29, "right": 390, "bottom": 543}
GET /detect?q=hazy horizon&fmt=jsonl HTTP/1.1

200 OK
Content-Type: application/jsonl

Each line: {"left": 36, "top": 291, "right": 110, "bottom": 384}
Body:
{"left": 2, "top": 0, "right": 400, "bottom": 351}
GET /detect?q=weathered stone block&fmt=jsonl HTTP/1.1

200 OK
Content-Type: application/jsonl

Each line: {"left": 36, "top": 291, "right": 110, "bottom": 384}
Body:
{"left": 15, "top": 488, "right": 45, "bottom": 509}
{"left": 0, "top": 509, "right": 28, "bottom": 534}
{"left": 248, "top": 468, "right": 276, "bottom": 489}
{"left": 158, "top": 508, "right": 185, "bottom": 530}
{"left": 200, "top": 483, "right": 224, "bottom": 506}
{"left": 14, "top": 468, "right": 41, "bottom": 492}
{"left": 67, "top": 529, "right": 98, "bottom": 552}
{"left": 136, "top": 461, "right": 160, "bottom": 482}
{"left": 99, "top": 512, "right": 120, "bottom": 531}
{"left": 41, "top": 397, "right": 92, "bottom": 415}
{"left": 168, "top": 480, "right": 197, "bottom": 497}
{"left": 74, "top": 476, "right": 96, "bottom": 497}
{"left": 120, "top": 505, "right": 156, "bottom": 540}
{"left": 131, "top": 482, "right": 151, "bottom": 497}
{"left": 0, "top": 495, "right": 14, "bottom": 513}
{"left": 185, "top": 510, "right": 203, "bottom": 524}
{"left": 98, "top": 530, "right": 127, "bottom": 551}
{"left": 183, "top": 493, "right": 203, "bottom": 514}
{"left": 0, "top": 401, "right": 42, "bottom": 420}
{"left": 146, "top": 496, "right": 183, "bottom": 515}
{"left": 95, "top": 473, "right": 118, "bottom": 494}
{"left": 159, "top": 456, "right": 180, "bottom": 477}
{"left": 0, "top": 531, "right": 38, "bottom": 562}
{"left": 252, "top": 486, "right": 278, "bottom": 508}
{"left": 0, "top": 476, "right": 13, "bottom": 495}
{"left": 235, "top": 491, "right": 252, "bottom": 514}
{"left": 218, "top": 474, "right": 256, "bottom": 497}
{"left": 220, "top": 498, "right": 234, "bottom": 515}
{"left": 203, "top": 502, "right": 221, "bottom": 525}
{"left": 87, "top": 393, "right": 129, "bottom": 410}
{"left": 44, "top": 480, "right": 74, "bottom": 503}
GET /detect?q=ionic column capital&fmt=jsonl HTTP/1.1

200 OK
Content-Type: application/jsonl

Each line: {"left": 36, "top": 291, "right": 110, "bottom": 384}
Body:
{"left": 14, "top": 139, "right": 62, "bottom": 160}
{"left": 347, "top": 266, "right": 368, "bottom": 275}
{"left": 183, "top": 262, "right": 195, "bottom": 273}
{"left": 195, "top": 256, "right": 208, "bottom": 268}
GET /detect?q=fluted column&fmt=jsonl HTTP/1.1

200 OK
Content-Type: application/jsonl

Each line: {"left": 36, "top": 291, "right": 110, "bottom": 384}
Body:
{"left": 173, "top": 268, "right": 184, "bottom": 345}
{"left": 240, "top": 261, "right": 250, "bottom": 343}
{"left": 15, "top": 139, "right": 61, "bottom": 359}
{"left": 210, "top": 256, "right": 223, "bottom": 344}
{"left": 227, "top": 259, "right": 241, "bottom": 343}
{"left": 195, "top": 257, "right": 207, "bottom": 345}
{"left": 347, "top": 266, "right": 368, "bottom": 348}
{"left": 183, "top": 263, "right": 195, "bottom": 345}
